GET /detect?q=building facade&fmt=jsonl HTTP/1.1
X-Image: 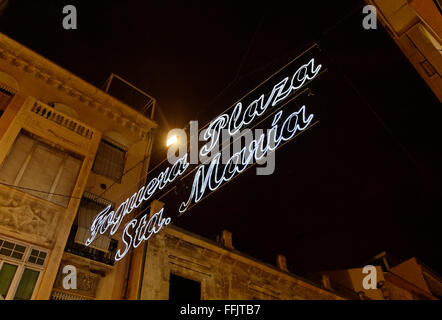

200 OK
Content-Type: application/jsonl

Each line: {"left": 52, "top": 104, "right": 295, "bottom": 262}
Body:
{"left": 2, "top": 30, "right": 439, "bottom": 301}
{"left": 0, "top": 33, "right": 348, "bottom": 301}
{"left": 314, "top": 252, "right": 442, "bottom": 300}
{"left": 0, "top": 32, "right": 157, "bottom": 300}
{"left": 133, "top": 226, "right": 346, "bottom": 300}
{"left": 366, "top": 0, "right": 442, "bottom": 101}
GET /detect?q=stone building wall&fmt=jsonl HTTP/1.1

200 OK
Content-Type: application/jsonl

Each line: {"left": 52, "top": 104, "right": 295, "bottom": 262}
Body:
{"left": 366, "top": 0, "right": 442, "bottom": 101}
{"left": 138, "top": 226, "right": 345, "bottom": 300}
{"left": 0, "top": 32, "right": 156, "bottom": 300}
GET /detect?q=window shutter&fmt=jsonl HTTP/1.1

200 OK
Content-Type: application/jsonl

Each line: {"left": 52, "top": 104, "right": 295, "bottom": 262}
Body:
{"left": 0, "top": 263, "right": 18, "bottom": 299}
{"left": 19, "top": 144, "right": 64, "bottom": 199}
{"left": 0, "top": 132, "right": 82, "bottom": 207}
{"left": 13, "top": 268, "right": 40, "bottom": 300}
{"left": 51, "top": 156, "right": 82, "bottom": 207}
{"left": 92, "top": 139, "right": 126, "bottom": 182}
{"left": 74, "top": 196, "right": 111, "bottom": 252}
{"left": 0, "top": 134, "right": 34, "bottom": 185}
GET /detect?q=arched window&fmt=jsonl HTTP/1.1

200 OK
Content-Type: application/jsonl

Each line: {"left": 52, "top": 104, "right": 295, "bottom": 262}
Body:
{"left": 0, "top": 71, "right": 19, "bottom": 117}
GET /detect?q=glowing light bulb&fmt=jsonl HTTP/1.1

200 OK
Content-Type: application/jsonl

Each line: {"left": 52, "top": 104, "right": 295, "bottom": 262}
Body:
{"left": 166, "top": 135, "right": 178, "bottom": 147}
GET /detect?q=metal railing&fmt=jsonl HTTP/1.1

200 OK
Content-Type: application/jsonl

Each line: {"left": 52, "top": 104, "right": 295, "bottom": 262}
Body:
{"left": 64, "top": 225, "right": 118, "bottom": 266}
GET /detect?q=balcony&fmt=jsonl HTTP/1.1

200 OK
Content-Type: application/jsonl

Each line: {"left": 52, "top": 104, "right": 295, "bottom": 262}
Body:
{"left": 30, "top": 99, "right": 94, "bottom": 140}
{"left": 64, "top": 225, "right": 118, "bottom": 266}
{"left": 50, "top": 289, "right": 92, "bottom": 300}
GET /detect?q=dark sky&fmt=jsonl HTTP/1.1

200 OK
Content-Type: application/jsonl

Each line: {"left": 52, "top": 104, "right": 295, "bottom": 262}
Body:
{"left": 1, "top": 1, "right": 441, "bottom": 276}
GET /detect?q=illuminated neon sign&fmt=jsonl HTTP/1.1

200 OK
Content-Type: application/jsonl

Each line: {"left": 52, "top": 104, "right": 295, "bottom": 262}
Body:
{"left": 179, "top": 106, "right": 314, "bottom": 213}
{"left": 85, "top": 153, "right": 189, "bottom": 247}
{"left": 86, "top": 55, "right": 323, "bottom": 261}
{"left": 200, "top": 58, "right": 320, "bottom": 157}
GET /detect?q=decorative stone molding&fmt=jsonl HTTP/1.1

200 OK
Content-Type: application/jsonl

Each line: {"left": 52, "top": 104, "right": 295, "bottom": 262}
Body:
{"left": 161, "top": 226, "right": 346, "bottom": 300}
{"left": 248, "top": 281, "right": 281, "bottom": 299}
{"left": 30, "top": 99, "right": 95, "bottom": 140}
{"left": 53, "top": 264, "right": 100, "bottom": 299}
{"left": 168, "top": 254, "right": 212, "bottom": 272}
{"left": 0, "top": 184, "right": 61, "bottom": 245}
{"left": 276, "top": 254, "right": 289, "bottom": 272}
{"left": 221, "top": 230, "right": 234, "bottom": 249}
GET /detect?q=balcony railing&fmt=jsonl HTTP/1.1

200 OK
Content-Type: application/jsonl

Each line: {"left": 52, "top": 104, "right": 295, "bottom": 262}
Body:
{"left": 64, "top": 225, "right": 117, "bottom": 266}
{"left": 50, "top": 289, "right": 91, "bottom": 300}
{"left": 30, "top": 100, "right": 94, "bottom": 140}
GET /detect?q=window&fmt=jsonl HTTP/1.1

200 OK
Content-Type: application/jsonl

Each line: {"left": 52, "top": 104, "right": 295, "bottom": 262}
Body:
{"left": 27, "top": 249, "right": 47, "bottom": 266}
{"left": 0, "top": 263, "right": 18, "bottom": 298}
{"left": 74, "top": 192, "right": 112, "bottom": 252}
{"left": 92, "top": 139, "right": 126, "bottom": 183}
{"left": 0, "top": 131, "right": 82, "bottom": 207}
{"left": 63, "top": 192, "right": 118, "bottom": 265}
{"left": 13, "top": 268, "right": 40, "bottom": 300}
{"left": 0, "top": 240, "right": 26, "bottom": 260}
{"left": 169, "top": 273, "right": 201, "bottom": 301}
{"left": 0, "top": 237, "right": 48, "bottom": 300}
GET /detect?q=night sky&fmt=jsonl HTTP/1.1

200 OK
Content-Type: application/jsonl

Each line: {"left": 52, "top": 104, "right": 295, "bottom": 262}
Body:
{"left": 1, "top": 1, "right": 441, "bottom": 276}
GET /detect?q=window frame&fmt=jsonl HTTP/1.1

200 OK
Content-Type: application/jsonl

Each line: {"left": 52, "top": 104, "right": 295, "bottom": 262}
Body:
{"left": 0, "top": 237, "right": 48, "bottom": 300}
{"left": 92, "top": 138, "right": 127, "bottom": 183}
{"left": 0, "top": 131, "right": 84, "bottom": 207}
{"left": 74, "top": 192, "right": 114, "bottom": 252}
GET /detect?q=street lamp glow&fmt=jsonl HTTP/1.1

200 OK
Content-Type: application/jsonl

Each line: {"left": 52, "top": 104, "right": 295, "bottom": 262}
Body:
{"left": 166, "top": 135, "right": 178, "bottom": 147}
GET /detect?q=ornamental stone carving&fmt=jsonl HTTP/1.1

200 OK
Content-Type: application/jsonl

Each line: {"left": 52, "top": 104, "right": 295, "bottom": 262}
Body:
{"left": 0, "top": 185, "right": 60, "bottom": 245}
{"left": 53, "top": 265, "right": 100, "bottom": 298}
